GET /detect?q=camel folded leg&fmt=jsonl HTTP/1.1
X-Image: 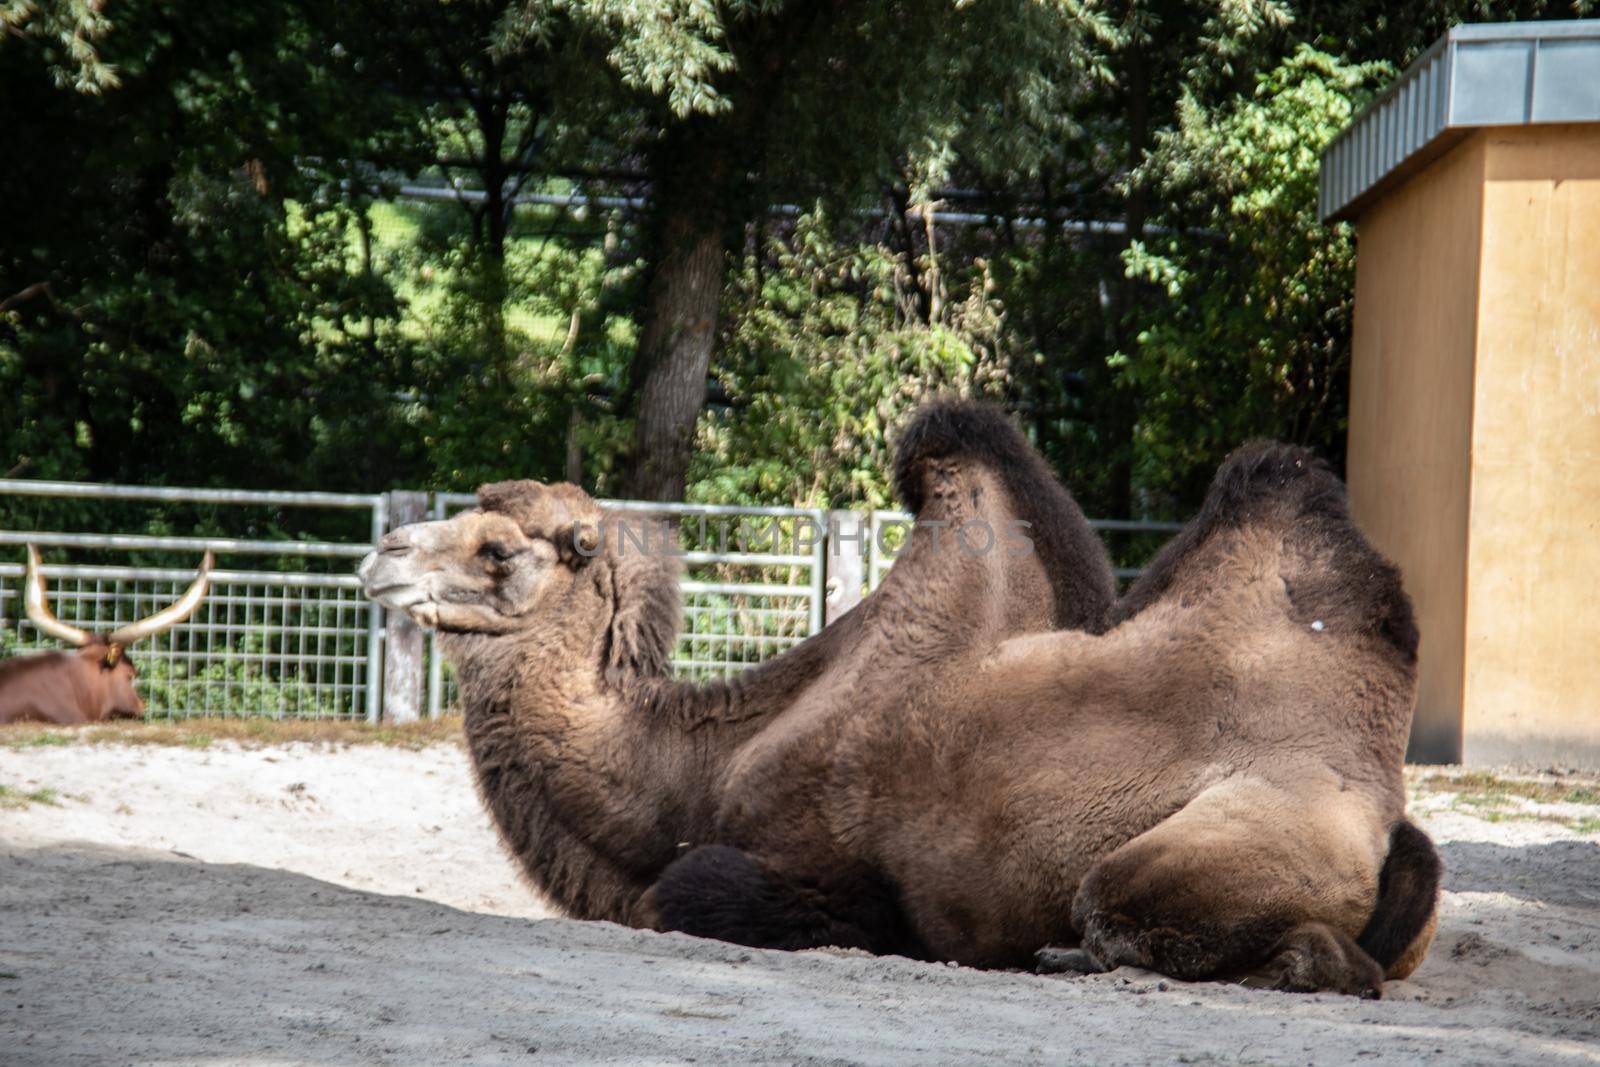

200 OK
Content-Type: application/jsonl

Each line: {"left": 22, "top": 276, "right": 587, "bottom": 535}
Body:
{"left": 642, "top": 845, "right": 925, "bottom": 957}
{"left": 1069, "top": 773, "right": 1391, "bottom": 996}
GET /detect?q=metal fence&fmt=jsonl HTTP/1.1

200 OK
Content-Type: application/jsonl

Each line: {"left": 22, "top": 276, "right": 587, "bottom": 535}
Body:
{"left": 425, "top": 494, "right": 829, "bottom": 718}
{"left": 865, "top": 510, "right": 1183, "bottom": 588}
{"left": 0, "top": 479, "right": 1180, "bottom": 722}
{"left": 0, "top": 481, "right": 386, "bottom": 721}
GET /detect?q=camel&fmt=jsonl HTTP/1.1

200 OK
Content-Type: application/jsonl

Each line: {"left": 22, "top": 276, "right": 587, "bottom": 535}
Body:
{"left": 358, "top": 401, "right": 1439, "bottom": 996}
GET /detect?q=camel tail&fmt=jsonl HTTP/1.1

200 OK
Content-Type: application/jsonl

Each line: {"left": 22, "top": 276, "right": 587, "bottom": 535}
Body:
{"left": 892, "top": 400, "right": 1115, "bottom": 632}
{"left": 1357, "top": 819, "right": 1442, "bottom": 978}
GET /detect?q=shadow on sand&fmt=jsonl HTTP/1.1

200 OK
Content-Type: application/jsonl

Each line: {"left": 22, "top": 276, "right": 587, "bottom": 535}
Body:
{"left": 2, "top": 840, "right": 1597, "bottom": 1066}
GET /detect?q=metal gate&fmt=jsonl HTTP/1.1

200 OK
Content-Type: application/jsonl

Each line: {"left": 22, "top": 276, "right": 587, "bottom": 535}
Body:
{"left": 0, "top": 481, "right": 386, "bottom": 721}
{"left": 0, "top": 481, "right": 831, "bottom": 721}
{"left": 0, "top": 480, "right": 1178, "bottom": 722}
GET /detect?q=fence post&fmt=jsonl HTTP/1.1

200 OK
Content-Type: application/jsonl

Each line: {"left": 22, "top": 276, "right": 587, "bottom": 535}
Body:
{"left": 824, "top": 509, "right": 866, "bottom": 626}
{"left": 425, "top": 495, "right": 446, "bottom": 719}
{"left": 365, "top": 496, "right": 388, "bottom": 723}
{"left": 382, "top": 490, "right": 428, "bottom": 723}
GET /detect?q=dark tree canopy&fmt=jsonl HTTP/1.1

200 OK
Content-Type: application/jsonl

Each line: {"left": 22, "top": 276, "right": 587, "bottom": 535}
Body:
{"left": 3, "top": 0, "right": 1593, "bottom": 540}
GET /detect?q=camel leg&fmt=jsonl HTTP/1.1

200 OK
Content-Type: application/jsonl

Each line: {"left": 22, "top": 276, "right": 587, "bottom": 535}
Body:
{"left": 1246, "top": 921, "right": 1385, "bottom": 995}
{"left": 1069, "top": 774, "right": 1389, "bottom": 996}
{"left": 643, "top": 845, "right": 924, "bottom": 956}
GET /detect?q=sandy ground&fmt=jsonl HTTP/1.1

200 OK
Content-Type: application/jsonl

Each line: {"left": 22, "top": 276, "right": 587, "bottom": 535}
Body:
{"left": 2, "top": 742, "right": 1597, "bottom": 1066}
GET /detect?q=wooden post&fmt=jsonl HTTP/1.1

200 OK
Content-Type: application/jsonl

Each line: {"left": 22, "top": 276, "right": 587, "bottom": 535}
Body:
{"left": 382, "top": 490, "right": 428, "bottom": 723}
{"left": 824, "top": 509, "right": 865, "bottom": 626}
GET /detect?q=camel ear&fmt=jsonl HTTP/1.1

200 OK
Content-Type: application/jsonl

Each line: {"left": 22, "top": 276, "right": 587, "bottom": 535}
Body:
{"left": 477, "top": 480, "right": 603, "bottom": 565}
{"left": 556, "top": 517, "right": 603, "bottom": 567}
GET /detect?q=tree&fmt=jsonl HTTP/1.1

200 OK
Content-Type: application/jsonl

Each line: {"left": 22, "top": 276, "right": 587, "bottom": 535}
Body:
{"left": 0, "top": 1, "right": 120, "bottom": 92}
{"left": 539, "top": 0, "right": 1119, "bottom": 500}
{"left": 9, "top": 0, "right": 1593, "bottom": 524}
{"left": 0, "top": 2, "right": 416, "bottom": 489}
{"left": 1119, "top": 46, "right": 1388, "bottom": 507}
{"left": 698, "top": 212, "right": 1012, "bottom": 508}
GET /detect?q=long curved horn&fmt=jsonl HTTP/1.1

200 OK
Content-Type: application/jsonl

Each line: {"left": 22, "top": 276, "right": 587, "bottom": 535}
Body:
{"left": 24, "top": 545, "right": 94, "bottom": 647}
{"left": 107, "top": 551, "right": 214, "bottom": 646}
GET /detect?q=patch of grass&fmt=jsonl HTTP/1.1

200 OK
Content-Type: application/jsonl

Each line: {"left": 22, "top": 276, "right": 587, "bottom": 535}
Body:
{"left": 12, "top": 731, "right": 71, "bottom": 749}
{"left": 1, "top": 717, "right": 464, "bottom": 751}
{"left": 1414, "top": 771, "right": 1600, "bottom": 807}
{"left": 1451, "top": 806, "right": 1600, "bottom": 834}
{"left": 1454, "top": 791, "right": 1512, "bottom": 810}
{"left": 1414, "top": 769, "right": 1600, "bottom": 835}
{"left": 0, "top": 784, "right": 63, "bottom": 810}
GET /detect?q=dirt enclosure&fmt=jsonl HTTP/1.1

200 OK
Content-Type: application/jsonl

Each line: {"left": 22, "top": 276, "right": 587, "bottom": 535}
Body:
{"left": 2, "top": 734, "right": 1597, "bottom": 1065}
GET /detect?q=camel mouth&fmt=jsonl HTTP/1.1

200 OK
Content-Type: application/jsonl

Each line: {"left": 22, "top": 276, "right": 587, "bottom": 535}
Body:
{"left": 365, "top": 583, "right": 434, "bottom": 615}
{"left": 358, "top": 550, "right": 432, "bottom": 611}
{"left": 407, "top": 602, "right": 441, "bottom": 629}
{"left": 364, "top": 586, "right": 441, "bottom": 630}
{"left": 363, "top": 582, "right": 418, "bottom": 603}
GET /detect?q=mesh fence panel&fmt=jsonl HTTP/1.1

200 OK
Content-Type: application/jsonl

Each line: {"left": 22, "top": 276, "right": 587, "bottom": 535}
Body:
{"left": 427, "top": 496, "right": 826, "bottom": 713}
{"left": 0, "top": 568, "right": 372, "bottom": 720}
{"left": 3, "top": 482, "right": 1169, "bottom": 721}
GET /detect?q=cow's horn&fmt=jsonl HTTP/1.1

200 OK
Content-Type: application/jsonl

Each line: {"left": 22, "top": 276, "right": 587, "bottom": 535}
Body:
{"left": 106, "top": 551, "right": 214, "bottom": 646}
{"left": 23, "top": 545, "right": 94, "bottom": 648}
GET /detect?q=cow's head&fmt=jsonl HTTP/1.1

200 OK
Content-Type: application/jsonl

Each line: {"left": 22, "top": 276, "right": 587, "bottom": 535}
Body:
{"left": 73, "top": 640, "right": 146, "bottom": 719}
{"left": 24, "top": 546, "right": 212, "bottom": 721}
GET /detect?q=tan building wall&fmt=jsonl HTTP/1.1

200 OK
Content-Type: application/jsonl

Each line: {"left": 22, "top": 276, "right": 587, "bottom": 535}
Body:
{"left": 1347, "top": 124, "right": 1600, "bottom": 767}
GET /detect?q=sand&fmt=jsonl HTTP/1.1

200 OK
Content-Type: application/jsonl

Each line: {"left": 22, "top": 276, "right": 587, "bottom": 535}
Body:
{"left": 2, "top": 742, "right": 1597, "bottom": 1065}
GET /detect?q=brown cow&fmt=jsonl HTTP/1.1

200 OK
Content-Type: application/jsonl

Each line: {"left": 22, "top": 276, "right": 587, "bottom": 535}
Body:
{"left": 0, "top": 546, "right": 212, "bottom": 725}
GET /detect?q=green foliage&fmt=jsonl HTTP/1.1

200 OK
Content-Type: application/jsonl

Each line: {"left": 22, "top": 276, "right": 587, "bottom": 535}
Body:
{"left": 0, "top": 0, "right": 119, "bottom": 91}
{"left": 134, "top": 640, "right": 350, "bottom": 720}
{"left": 0, "top": 783, "right": 65, "bottom": 810}
{"left": 694, "top": 214, "right": 1011, "bottom": 509}
{"left": 0, "top": 1, "right": 421, "bottom": 493}
{"left": 6, "top": 0, "right": 1596, "bottom": 537}
{"left": 1118, "top": 46, "right": 1389, "bottom": 507}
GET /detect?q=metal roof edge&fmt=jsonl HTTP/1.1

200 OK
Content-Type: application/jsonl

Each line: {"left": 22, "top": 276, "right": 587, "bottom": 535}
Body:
{"left": 1318, "top": 18, "right": 1600, "bottom": 221}
{"left": 1446, "top": 18, "right": 1600, "bottom": 41}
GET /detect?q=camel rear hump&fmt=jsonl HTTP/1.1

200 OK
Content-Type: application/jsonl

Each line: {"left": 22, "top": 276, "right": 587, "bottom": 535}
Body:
{"left": 1115, "top": 441, "right": 1418, "bottom": 664}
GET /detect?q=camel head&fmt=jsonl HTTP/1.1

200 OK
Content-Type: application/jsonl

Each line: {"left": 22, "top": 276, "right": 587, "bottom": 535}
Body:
{"left": 359, "top": 481, "right": 605, "bottom": 636}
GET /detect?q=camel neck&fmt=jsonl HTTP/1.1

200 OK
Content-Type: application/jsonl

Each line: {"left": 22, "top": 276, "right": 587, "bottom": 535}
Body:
{"left": 443, "top": 615, "right": 739, "bottom": 924}
{"left": 437, "top": 543, "right": 857, "bottom": 922}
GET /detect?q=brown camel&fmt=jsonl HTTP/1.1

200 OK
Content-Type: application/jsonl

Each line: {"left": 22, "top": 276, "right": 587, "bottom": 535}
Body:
{"left": 358, "top": 402, "right": 1439, "bottom": 996}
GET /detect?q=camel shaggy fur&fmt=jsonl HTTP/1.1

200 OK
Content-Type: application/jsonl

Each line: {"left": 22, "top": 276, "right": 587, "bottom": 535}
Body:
{"left": 358, "top": 402, "right": 1438, "bottom": 996}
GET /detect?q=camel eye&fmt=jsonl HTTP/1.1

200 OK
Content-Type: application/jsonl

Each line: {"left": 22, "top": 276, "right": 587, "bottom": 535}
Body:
{"left": 478, "top": 541, "right": 515, "bottom": 563}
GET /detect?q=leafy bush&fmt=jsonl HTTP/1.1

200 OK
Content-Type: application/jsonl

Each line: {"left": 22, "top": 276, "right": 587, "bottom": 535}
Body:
{"left": 1120, "top": 47, "right": 1390, "bottom": 508}
{"left": 694, "top": 214, "right": 1013, "bottom": 510}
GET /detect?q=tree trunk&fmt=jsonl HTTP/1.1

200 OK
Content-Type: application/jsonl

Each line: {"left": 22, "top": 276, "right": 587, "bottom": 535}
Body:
{"left": 621, "top": 123, "right": 729, "bottom": 502}
{"left": 1103, "top": 40, "right": 1153, "bottom": 523}
{"left": 474, "top": 97, "right": 511, "bottom": 376}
